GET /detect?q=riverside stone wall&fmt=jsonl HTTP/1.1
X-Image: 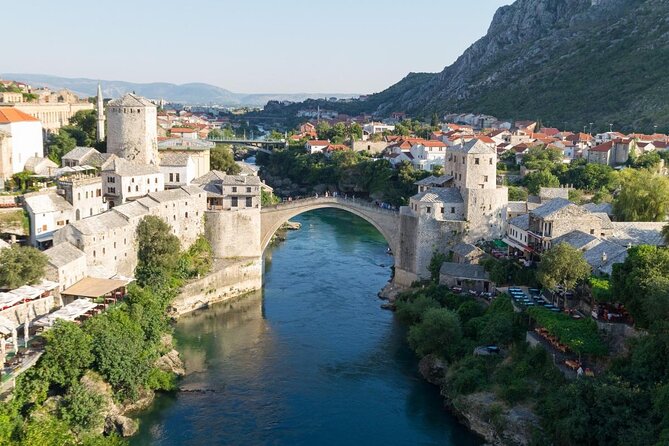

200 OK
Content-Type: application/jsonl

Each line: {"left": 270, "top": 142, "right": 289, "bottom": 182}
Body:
{"left": 170, "top": 257, "right": 262, "bottom": 316}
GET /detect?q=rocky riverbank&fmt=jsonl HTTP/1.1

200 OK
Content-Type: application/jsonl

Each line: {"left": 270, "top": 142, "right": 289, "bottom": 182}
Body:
{"left": 418, "top": 355, "right": 538, "bottom": 446}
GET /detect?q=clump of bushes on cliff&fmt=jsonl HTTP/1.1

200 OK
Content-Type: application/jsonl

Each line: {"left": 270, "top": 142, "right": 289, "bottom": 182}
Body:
{"left": 0, "top": 216, "right": 212, "bottom": 445}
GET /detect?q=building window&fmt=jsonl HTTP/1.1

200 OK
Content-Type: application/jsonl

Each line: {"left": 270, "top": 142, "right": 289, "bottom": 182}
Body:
{"left": 175, "top": 173, "right": 180, "bottom": 182}
{"left": 135, "top": 185, "right": 139, "bottom": 192}
{"left": 185, "top": 212, "right": 189, "bottom": 218}
{"left": 128, "top": 186, "right": 131, "bottom": 192}
{"left": 78, "top": 193, "right": 81, "bottom": 200}
{"left": 489, "top": 158, "right": 493, "bottom": 165}
{"left": 169, "top": 173, "right": 174, "bottom": 182}
{"left": 483, "top": 175, "right": 488, "bottom": 182}
{"left": 96, "top": 189, "right": 101, "bottom": 197}
{"left": 231, "top": 197, "right": 238, "bottom": 207}
{"left": 147, "top": 179, "right": 150, "bottom": 184}
{"left": 246, "top": 197, "right": 252, "bottom": 207}
{"left": 246, "top": 187, "right": 251, "bottom": 193}
{"left": 232, "top": 186, "right": 237, "bottom": 192}
{"left": 426, "top": 207, "right": 431, "bottom": 214}
{"left": 155, "top": 178, "right": 158, "bottom": 183}
{"left": 475, "top": 158, "right": 480, "bottom": 164}
{"left": 108, "top": 176, "right": 115, "bottom": 183}
{"left": 451, "top": 207, "right": 455, "bottom": 213}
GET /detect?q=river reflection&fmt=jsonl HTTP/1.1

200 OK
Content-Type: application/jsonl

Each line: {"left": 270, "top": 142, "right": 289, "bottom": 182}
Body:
{"left": 131, "top": 209, "right": 481, "bottom": 446}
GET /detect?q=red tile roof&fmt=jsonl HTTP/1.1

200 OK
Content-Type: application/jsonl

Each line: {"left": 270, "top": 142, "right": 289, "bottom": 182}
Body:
{"left": 171, "top": 127, "right": 197, "bottom": 133}
{"left": 0, "top": 108, "right": 39, "bottom": 123}
{"left": 589, "top": 141, "right": 614, "bottom": 152}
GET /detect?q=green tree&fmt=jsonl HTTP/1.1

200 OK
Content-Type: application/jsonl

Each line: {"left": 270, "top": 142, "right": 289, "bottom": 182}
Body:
{"left": 408, "top": 308, "right": 462, "bottom": 360}
{"left": 427, "top": 251, "right": 447, "bottom": 283}
{"left": 611, "top": 245, "right": 669, "bottom": 327}
{"left": 524, "top": 169, "right": 560, "bottom": 195}
{"left": 613, "top": 169, "right": 669, "bottom": 221}
{"left": 663, "top": 224, "right": 669, "bottom": 245}
{"left": 58, "top": 382, "right": 105, "bottom": 433}
{"left": 537, "top": 243, "right": 590, "bottom": 291}
{"left": 0, "top": 245, "right": 48, "bottom": 288}
{"left": 210, "top": 144, "right": 241, "bottom": 174}
{"left": 135, "top": 216, "right": 181, "bottom": 286}
{"left": 86, "top": 308, "right": 153, "bottom": 399}
{"left": 395, "top": 295, "right": 440, "bottom": 324}
{"left": 508, "top": 186, "right": 528, "bottom": 201}
{"left": 20, "top": 414, "right": 77, "bottom": 446}
{"left": 41, "top": 321, "right": 94, "bottom": 387}
{"left": 47, "top": 131, "right": 77, "bottom": 164}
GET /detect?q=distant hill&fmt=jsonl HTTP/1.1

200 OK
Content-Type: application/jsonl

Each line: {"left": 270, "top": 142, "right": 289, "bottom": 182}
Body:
{"left": 0, "top": 73, "right": 359, "bottom": 107}
{"left": 262, "top": 0, "right": 669, "bottom": 133}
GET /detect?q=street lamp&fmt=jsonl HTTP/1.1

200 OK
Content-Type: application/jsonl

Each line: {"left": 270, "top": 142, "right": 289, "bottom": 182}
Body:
{"left": 609, "top": 123, "right": 613, "bottom": 133}
{"left": 589, "top": 122, "right": 593, "bottom": 135}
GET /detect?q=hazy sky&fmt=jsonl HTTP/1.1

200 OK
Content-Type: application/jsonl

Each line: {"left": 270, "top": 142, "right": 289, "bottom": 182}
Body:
{"left": 4, "top": 0, "right": 512, "bottom": 94}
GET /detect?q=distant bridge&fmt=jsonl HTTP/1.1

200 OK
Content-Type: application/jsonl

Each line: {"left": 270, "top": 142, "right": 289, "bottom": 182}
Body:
{"left": 208, "top": 138, "right": 287, "bottom": 152}
{"left": 260, "top": 196, "right": 400, "bottom": 254}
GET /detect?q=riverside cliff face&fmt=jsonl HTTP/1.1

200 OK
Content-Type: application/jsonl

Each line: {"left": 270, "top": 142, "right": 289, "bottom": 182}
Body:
{"left": 356, "top": 0, "right": 668, "bottom": 130}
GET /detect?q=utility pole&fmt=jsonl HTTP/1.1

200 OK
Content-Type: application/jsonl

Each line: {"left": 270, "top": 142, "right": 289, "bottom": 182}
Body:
{"left": 589, "top": 122, "right": 593, "bottom": 135}
{"left": 609, "top": 123, "right": 613, "bottom": 133}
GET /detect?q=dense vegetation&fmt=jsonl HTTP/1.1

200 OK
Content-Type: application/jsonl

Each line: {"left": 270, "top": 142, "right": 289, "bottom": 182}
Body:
{"left": 0, "top": 245, "right": 48, "bottom": 289}
{"left": 210, "top": 144, "right": 241, "bottom": 174}
{"left": 256, "top": 146, "right": 430, "bottom": 206}
{"left": 0, "top": 216, "right": 212, "bottom": 444}
{"left": 399, "top": 244, "right": 669, "bottom": 445}
{"left": 47, "top": 110, "right": 105, "bottom": 164}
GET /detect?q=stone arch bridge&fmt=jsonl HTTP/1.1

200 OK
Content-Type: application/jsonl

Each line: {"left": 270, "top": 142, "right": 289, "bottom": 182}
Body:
{"left": 260, "top": 197, "right": 400, "bottom": 255}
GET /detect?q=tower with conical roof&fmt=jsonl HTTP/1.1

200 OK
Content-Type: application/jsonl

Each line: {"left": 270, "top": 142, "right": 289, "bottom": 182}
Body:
{"left": 106, "top": 93, "right": 158, "bottom": 165}
{"left": 96, "top": 83, "right": 105, "bottom": 142}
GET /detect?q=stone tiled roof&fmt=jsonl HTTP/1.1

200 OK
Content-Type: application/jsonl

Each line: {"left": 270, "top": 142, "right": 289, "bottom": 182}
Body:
{"left": 101, "top": 157, "right": 160, "bottom": 176}
{"left": 112, "top": 201, "right": 149, "bottom": 220}
{"left": 62, "top": 147, "right": 103, "bottom": 165}
{"left": 552, "top": 230, "right": 599, "bottom": 250}
{"left": 412, "top": 187, "right": 463, "bottom": 204}
{"left": 582, "top": 239, "right": 628, "bottom": 272}
{"left": 192, "top": 170, "right": 227, "bottom": 185}
{"left": 507, "top": 201, "right": 528, "bottom": 214}
{"left": 44, "top": 242, "right": 85, "bottom": 267}
{"left": 452, "top": 242, "right": 482, "bottom": 258}
{"left": 608, "top": 222, "right": 666, "bottom": 247}
{"left": 220, "top": 175, "right": 261, "bottom": 186}
{"left": 24, "top": 192, "right": 73, "bottom": 213}
{"left": 159, "top": 152, "right": 191, "bottom": 167}
{"left": 71, "top": 211, "right": 130, "bottom": 235}
{"left": 582, "top": 202, "right": 613, "bottom": 216}
{"left": 531, "top": 198, "right": 574, "bottom": 218}
{"left": 24, "top": 156, "right": 58, "bottom": 176}
{"left": 414, "top": 174, "right": 453, "bottom": 186}
{"left": 509, "top": 214, "right": 530, "bottom": 231}
{"left": 107, "top": 93, "right": 155, "bottom": 108}
{"left": 450, "top": 139, "right": 496, "bottom": 155}
{"left": 440, "top": 262, "right": 490, "bottom": 281}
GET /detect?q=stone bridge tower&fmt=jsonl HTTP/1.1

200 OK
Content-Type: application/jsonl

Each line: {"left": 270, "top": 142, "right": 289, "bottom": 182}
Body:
{"left": 106, "top": 93, "right": 159, "bottom": 165}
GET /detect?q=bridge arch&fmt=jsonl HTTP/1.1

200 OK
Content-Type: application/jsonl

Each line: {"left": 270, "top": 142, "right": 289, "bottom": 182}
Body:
{"left": 260, "top": 198, "right": 400, "bottom": 256}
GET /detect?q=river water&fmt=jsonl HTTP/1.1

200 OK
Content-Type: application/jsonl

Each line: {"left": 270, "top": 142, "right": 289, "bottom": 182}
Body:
{"left": 131, "top": 209, "right": 481, "bottom": 445}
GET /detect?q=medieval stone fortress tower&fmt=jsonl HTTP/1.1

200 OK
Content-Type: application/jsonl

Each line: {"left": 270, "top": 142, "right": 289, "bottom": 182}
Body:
{"left": 106, "top": 93, "right": 159, "bottom": 165}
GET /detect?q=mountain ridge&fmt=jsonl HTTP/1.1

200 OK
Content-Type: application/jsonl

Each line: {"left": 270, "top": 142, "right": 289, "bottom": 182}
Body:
{"left": 1, "top": 73, "right": 359, "bottom": 107}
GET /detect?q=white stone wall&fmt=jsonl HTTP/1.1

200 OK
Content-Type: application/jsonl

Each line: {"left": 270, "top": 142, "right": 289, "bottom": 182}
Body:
{"left": 206, "top": 209, "right": 261, "bottom": 259}
{"left": 0, "top": 121, "right": 43, "bottom": 174}
{"left": 463, "top": 187, "right": 508, "bottom": 242}
{"left": 103, "top": 172, "right": 164, "bottom": 206}
{"left": 44, "top": 256, "right": 88, "bottom": 293}
{"left": 60, "top": 177, "right": 106, "bottom": 221}
{"left": 107, "top": 105, "right": 158, "bottom": 165}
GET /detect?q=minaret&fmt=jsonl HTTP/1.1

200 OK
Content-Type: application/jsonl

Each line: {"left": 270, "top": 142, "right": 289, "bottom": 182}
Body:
{"left": 96, "top": 83, "right": 105, "bottom": 142}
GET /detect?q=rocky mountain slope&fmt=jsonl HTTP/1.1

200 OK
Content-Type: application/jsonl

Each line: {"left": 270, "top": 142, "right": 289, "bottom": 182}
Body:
{"left": 1, "top": 73, "right": 358, "bottom": 107}
{"left": 352, "top": 0, "right": 669, "bottom": 131}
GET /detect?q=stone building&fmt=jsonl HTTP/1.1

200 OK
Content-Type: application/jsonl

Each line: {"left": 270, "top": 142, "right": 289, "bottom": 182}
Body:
{"left": 106, "top": 93, "right": 158, "bottom": 165}
{"left": 24, "top": 191, "right": 74, "bottom": 249}
{"left": 194, "top": 171, "right": 262, "bottom": 259}
{"left": 54, "top": 185, "right": 207, "bottom": 277}
{"left": 159, "top": 153, "right": 195, "bottom": 189}
{"left": 62, "top": 146, "right": 104, "bottom": 168}
{"left": 43, "top": 242, "right": 87, "bottom": 293}
{"left": 57, "top": 174, "right": 106, "bottom": 221}
{"left": 0, "top": 108, "right": 44, "bottom": 178}
{"left": 101, "top": 156, "right": 164, "bottom": 207}
{"left": 396, "top": 138, "right": 508, "bottom": 282}
{"left": 9, "top": 100, "right": 94, "bottom": 134}
{"left": 158, "top": 138, "right": 212, "bottom": 178}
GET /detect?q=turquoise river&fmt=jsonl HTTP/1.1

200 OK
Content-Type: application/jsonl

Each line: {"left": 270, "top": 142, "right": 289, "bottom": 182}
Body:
{"left": 131, "top": 209, "right": 482, "bottom": 445}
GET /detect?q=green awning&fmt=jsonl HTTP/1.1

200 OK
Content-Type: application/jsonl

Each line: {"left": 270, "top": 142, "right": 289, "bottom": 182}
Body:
{"left": 493, "top": 239, "right": 508, "bottom": 249}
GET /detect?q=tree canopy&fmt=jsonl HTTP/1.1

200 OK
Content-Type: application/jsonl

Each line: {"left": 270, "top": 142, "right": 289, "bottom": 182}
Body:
{"left": 0, "top": 245, "right": 48, "bottom": 289}
{"left": 210, "top": 144, "right": 241, "bottom": 174}
{"left": 613, "top": 169, "right": 669, "bottom": 222}
{"left": 537, "top": 243, "right": 591, "bottom": 291}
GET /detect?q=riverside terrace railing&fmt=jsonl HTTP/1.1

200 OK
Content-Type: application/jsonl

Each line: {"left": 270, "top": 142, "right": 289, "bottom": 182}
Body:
{"left": 260, "top": 195, "right": 400, "bottom": 216}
